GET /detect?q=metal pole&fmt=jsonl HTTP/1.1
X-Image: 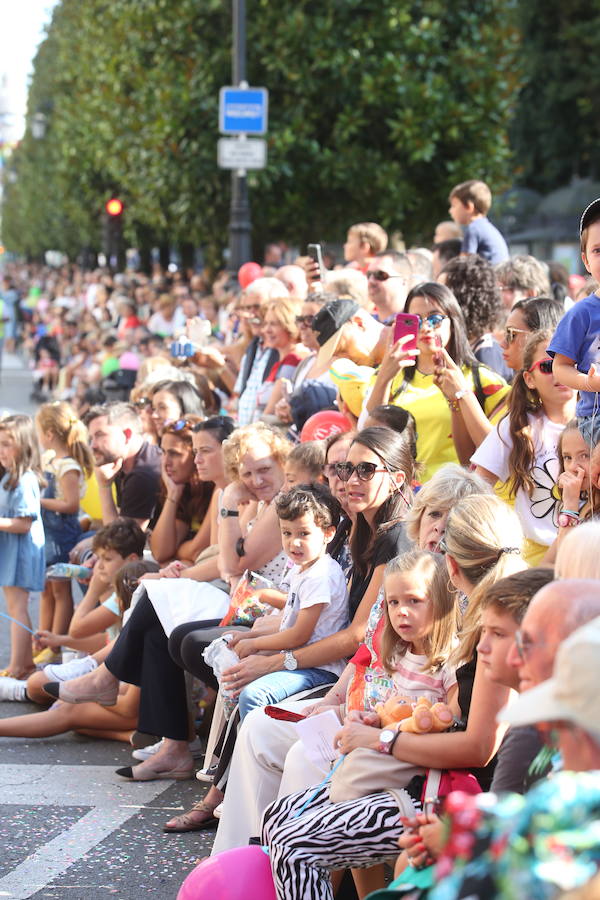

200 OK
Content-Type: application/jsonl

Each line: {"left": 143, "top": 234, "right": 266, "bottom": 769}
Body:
{"left": 228, "top": 0, "right": 252, "bottom": 270}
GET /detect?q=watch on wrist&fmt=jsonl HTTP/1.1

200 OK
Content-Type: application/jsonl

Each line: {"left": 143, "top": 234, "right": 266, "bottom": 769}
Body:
{"left": 282, "top": 650, "right": 298, "bottom": 671}
{"left": 378, "top": 727, "right": 399, "bottom": 755}
{"left": 220, "top": 508, "right": 239, "bottom": 518}
{"left": 454, "top": 389, "right": 469, "bottom": 401}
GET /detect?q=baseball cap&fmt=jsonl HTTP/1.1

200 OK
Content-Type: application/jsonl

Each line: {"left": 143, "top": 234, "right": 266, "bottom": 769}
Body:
{"left": 329, "top": 358, "right": 375, "bottom": 417}
{"left": 312, "top": 299, "right": 359, "bottom": 369}
{"left": 498, "top": 614, "right": 600, "bottom": 742}
{"left": 580, "top": 198, "right": 600, "bottom": 235}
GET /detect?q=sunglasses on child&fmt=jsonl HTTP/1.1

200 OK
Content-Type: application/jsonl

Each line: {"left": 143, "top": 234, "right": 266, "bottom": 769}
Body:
{"left": 504, "top": 326, "right": 530, "bottom": 345}
{"left": 334, "top": 461, "right": 390, "bottom": 482}
{"left": 527, "top": 358, "right": 553, "bottom": 375}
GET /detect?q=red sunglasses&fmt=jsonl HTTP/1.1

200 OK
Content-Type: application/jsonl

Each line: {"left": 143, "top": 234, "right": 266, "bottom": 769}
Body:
{"left": 527, "top": 358, "right": 553, "bottom": 375}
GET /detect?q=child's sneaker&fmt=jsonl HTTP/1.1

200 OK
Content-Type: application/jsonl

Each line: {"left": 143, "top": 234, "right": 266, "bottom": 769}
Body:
{"left": 0, "top": 677, "right": 28, "bottom": 702}
{"left": 43, "top": 655, "right": 98, "bottom": 683}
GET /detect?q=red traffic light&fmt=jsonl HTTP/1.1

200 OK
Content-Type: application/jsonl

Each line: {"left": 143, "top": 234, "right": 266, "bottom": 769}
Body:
{"left": 105, "top": 198, "right": 123, "bottom": 216}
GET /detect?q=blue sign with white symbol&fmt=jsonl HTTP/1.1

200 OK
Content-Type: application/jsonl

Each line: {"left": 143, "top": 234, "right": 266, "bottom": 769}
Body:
{"left": 219, "top": 87, "right": 269, "bottom": 135}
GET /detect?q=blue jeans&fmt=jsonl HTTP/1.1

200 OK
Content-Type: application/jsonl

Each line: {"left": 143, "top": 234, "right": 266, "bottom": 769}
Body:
{"left": 238, "top": 667, "right": 338, "bottom": 720}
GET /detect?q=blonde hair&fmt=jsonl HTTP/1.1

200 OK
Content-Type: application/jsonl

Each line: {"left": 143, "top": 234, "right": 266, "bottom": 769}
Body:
{"left": 449, "top": 180, "right": 492, "bottom": 215}
{"left": 405, "top": 464, "right": 491, "bottom": 544}
{"left": 380, "top": 550, "right": 458, "bottom": 674}
{"left": 260, "top": 297, "right": 301, "bottom": 341}
{"left": 222, "top": 423, "right": 292, "bottom": 483}
{"left": 0, "top": 414, "right": 45, "bottom": 490}
{"left": 555, "top": 521, "right": 600, "bottom": 579}
{"left": 36, "top": 402, "right": 94, "bottom": 478}
{"left": 348, "top": 222, "right": 388, "bottom": 254}
{"left": 445, "top": 494, "right": 525, "bottom": 666}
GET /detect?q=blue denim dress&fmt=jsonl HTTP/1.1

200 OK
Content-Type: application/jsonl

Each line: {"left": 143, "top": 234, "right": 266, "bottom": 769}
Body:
{"left": 41, "top": 463, "right": 83, "bottom": 567}
{"left": 0, "top": 470, "right": 45, "bottom": 591}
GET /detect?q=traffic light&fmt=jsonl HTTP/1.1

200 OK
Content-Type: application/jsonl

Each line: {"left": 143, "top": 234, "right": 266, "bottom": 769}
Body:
{"left": 103, "top": 197, "right": 124, "bottom": 269}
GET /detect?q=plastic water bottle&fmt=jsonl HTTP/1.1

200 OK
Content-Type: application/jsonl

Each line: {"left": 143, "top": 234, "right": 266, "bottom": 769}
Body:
{"left": 203, "top": 634, "right": 240, "bottom": 718}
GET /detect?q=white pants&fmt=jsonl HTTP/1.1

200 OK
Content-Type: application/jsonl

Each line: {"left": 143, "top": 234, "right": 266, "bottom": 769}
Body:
{"left": 211, "top": 699, "right": 327, "bottom": 855}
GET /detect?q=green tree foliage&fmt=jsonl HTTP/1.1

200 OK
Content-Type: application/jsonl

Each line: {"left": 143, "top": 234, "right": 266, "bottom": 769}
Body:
{"left": 2, "top": 0, "right": 521, "bottom": 264}
{"left": 510, "top": 0, "right": 600, "bottom": 193}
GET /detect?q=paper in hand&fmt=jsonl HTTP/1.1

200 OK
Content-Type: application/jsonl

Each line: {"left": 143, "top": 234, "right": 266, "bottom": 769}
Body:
{"left": 294, "top": 709, "right": 341, "bottom": 769}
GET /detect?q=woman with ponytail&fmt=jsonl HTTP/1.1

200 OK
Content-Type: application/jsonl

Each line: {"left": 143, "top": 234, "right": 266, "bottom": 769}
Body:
{"left": 34, "top": 402, "right": 95, "bottom": 658}
{"left": 472, "top": 330, "right": 576, "bottom": 565}
{"left": 260, "top": 494, "right": 525, "bottom": 900}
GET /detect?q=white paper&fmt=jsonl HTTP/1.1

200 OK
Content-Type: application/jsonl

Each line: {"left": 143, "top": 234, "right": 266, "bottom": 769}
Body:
{"left": 294, "top": 709, "right": 341, "bottom": 768}
{"left": 144, "top": 578, "right": 230, "bottom": 636}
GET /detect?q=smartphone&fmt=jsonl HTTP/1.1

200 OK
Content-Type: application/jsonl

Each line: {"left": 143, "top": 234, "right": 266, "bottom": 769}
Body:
{"left": 307, "top": 243, "right": 326, "bottom": 282}
{"left": 264, "top": 705, "right": 306, "bottom": 723}
{"left": 393, "top": 313, "right": 420, "bottom": 351}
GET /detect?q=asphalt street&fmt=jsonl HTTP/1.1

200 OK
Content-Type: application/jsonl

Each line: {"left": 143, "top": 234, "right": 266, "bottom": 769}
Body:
{"left": 0, "top": 355, "right": 214, "bottom": 900}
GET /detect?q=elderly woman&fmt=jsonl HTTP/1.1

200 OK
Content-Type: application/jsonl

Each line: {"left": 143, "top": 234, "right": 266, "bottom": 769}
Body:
{"left": 256, "top": 297, "right": 306, "bottom": 418}
{"left": 44, "top": 422, "right": 292, "bottom": 783}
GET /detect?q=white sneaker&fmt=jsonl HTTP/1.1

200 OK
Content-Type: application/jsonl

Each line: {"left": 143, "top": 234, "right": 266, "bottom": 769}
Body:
{"left": 0, "top": 676, "right": 28, "bottom": 701}
{"left": 196, "top": 763, "right": 218, "bottom": 782}
{"left": 213, "top": 802, "right": 223, "bottom": 819}
{"left": 43, "top": 656, "right": 98, "bottom": 683}
{"left": 132, "top": 739, "right": 164, "bottom": 761}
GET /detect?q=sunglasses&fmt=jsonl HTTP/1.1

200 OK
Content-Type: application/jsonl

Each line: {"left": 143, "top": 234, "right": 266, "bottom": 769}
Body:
{"left": 504, "top": 326, "right": 530, "bottom": 345}
{"left": 416, "top": 313, "right": 448, "bottom": 329}
{"left": 334, "top": 461, "right": 389, "bottom": 482}
{"left": 296, "top": 315, "right": 315, "bottom": 327}
{"left": 527, "top": 358, "right": 553, "bottom": 375}
{"left": 164, "top": 418, "right": 194, "bottom": 433}
{"left": 367, "top": 270, "right": 403, "bottom": 282}
{"left": 133, "top": 398, "right": 152, "bottom": 410}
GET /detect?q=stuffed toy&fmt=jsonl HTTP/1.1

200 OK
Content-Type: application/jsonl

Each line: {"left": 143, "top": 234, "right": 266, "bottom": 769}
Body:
{"left": 375, "top": 695, "right": 454, "bottom": 734}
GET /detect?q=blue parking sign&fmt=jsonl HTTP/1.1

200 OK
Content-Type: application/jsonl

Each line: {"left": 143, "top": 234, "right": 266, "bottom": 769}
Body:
{"left": 219, "top": 86, "right": 268, "bottom": 135}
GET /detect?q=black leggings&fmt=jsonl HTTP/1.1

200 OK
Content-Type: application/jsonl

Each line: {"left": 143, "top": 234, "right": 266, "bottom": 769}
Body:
{"left": 105, "top": 589, "right": 223, "bottom": 741}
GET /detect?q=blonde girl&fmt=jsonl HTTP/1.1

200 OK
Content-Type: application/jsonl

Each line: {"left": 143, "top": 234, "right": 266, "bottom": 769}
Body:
{"left": 35, "top": 402, "right": 94, "bottom": 658}
{"left": 0, "top": 415, "right": 46, "bottom": 678}
{"left": 472, "top": 330, "right": 576, "bottom": 564}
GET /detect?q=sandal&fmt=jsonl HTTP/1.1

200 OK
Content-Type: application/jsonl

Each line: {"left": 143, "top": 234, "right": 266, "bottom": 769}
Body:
{"left": 163, "top": 801, "right": 219, "bottom": 833}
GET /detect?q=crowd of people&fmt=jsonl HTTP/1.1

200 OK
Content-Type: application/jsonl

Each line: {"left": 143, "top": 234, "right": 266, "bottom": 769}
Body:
{"left": 0, "top": 178, "right": 599, "bottom": 899}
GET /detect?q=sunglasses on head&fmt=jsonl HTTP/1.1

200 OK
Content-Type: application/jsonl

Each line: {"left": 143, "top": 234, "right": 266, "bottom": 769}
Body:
{"left": 295, "top": 315, "right": 315, "bottom": 327}
{"left": 527, "top": 358, "right": 553, "bottom": 375}
{"left": 367, "top": 270, "right": 403, "bottom": 282}
{"left": 416, "top": 313, "right": 448, "bottom": 329}
{"left": 334, "top": 461, "right": 389, "bottom": 482}
{"left": 504, "top": 326, "right": 530, "bottom": 345}
{"left": 165, "top": 419, "right": 194, "bottom": 433}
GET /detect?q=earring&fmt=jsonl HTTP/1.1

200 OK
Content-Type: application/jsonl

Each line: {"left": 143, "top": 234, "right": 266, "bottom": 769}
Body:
{"left": 447, "top": 577, "right": 458, "bottom": 595}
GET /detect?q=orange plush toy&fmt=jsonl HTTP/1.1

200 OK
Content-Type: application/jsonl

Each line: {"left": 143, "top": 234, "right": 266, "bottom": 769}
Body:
{"left": 375, "top": 695, "right": 453, "bottom": 734}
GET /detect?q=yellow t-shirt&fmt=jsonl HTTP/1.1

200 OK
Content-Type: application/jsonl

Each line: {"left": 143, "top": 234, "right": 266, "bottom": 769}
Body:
{"left": 80, "top": 472, "right": 116, "bottom": 522}
{"left": 387, "top": 366, "right": 510, "bottom": 483}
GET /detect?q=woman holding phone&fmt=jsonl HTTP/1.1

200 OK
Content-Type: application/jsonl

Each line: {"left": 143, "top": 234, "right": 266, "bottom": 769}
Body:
{"left": 366, "top": 282, "right": 509, "bottom": 481}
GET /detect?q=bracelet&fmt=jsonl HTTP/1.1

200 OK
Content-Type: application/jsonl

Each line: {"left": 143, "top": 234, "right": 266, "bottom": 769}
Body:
{"left": 447, "top": 399, "right": 460, "bottom": 412}
{"left": 561, "top": 509, "right": 580, "bottom": 518}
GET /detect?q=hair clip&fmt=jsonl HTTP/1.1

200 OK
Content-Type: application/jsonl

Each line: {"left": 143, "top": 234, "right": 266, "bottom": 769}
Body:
{"left": 500, "top": 546, "right": 521, "bottom": 555}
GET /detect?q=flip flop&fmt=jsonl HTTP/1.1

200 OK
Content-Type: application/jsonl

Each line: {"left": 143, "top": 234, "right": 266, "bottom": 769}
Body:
{"left": 163, "top": 801, "right": 219, "bottom": 833}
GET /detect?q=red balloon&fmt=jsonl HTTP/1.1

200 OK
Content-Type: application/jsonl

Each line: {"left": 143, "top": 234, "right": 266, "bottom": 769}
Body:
{"left": 177, "top": 846, "right": 276, "bottom": 900}
{"left": 300, "top": 410, "right": 353, "bottom": 443}
{"left": 238, "top": 262, "right": 263, "bottom": 289}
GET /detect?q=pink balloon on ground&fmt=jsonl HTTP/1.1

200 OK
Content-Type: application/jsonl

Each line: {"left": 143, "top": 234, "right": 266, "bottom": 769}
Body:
{"left": 177, "top": 846, "right": 276, "bottom": 900}
{"left": 300, "top": 410, "right": 353, "bottom": 442}
{"left": 238, "top": 262, "right": 263, "bottom": 289}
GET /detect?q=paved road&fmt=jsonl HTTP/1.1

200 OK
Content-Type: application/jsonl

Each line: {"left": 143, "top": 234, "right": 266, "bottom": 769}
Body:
{"left": 0, "top": 356, "right": 214, "bottom": 899}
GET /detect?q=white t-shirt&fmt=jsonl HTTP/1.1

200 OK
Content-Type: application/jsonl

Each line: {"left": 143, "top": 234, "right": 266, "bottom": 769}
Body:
{"left": 279, "top": 554, "right": 349, "bottom": 676}
{"left": 471, "top": 412, "right": 564, "bottom": 546}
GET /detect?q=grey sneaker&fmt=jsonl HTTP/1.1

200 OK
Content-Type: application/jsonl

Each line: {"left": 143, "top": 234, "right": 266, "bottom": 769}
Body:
{"left": 43, "top": 656, "right": 98, "bottom": 683}
{"left": 0, "top": 676, "right": 28, "bottom": 701}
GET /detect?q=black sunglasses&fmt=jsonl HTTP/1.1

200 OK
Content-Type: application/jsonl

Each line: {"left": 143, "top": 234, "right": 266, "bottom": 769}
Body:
{"left": 296, "top": 315, "right": 315, "bottom": 327}
{"left": 367, "top": 270, "right": 403, "bottom": 282}
{"left": 334, "top": 461, "right": 388, "bottom": 482}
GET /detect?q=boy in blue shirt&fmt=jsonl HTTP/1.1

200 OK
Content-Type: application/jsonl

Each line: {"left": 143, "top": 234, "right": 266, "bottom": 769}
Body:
{"left": 448, "top": 179, "right": 509, "bottom": 265}
{"left": 549, "top": 197, "right": 600, "bottom": 448}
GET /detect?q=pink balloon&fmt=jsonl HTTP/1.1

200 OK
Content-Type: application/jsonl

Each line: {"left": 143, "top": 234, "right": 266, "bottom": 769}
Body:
{"left": 300, "top": 410, "right": 353, "bottom": 443}
{"left": 177, "top": 846, "right": 276, "bottom": 900}
{"left": 238, "top": 262, "right": 263, "bottom": 289}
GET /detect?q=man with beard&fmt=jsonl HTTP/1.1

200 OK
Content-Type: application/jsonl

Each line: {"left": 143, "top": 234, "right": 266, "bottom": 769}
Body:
{"left": 86, "top": 402, "right": 162, "bottom": 529}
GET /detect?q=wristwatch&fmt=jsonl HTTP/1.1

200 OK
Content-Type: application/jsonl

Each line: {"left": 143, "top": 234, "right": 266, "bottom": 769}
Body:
{"left": 378, "top": 727, "right": 399, "bottom": 755}
{"left": 282, "top": 650, "right": 298, "bottom": 671}
{"left": 454, "top": 389, "right": 469, "bottom": 401}
{"left": 220, "top": 508, "right": 239, "bottom": 518}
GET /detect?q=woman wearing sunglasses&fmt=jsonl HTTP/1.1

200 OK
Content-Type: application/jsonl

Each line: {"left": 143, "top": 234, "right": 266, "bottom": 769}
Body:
{"left": 473, "top": 330, "right": 576, "bottom": 565}
{"left": 366, "top": 283, "right": 509, "bottom": 482}
{"left": 149, "top": 378, "right": 205, "bottom": 436}
{"left": 500, "top": 296, "right": 564, "bottom": 376}
{"left": 148, "top": 416, "right": 214, "bottom": 566}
